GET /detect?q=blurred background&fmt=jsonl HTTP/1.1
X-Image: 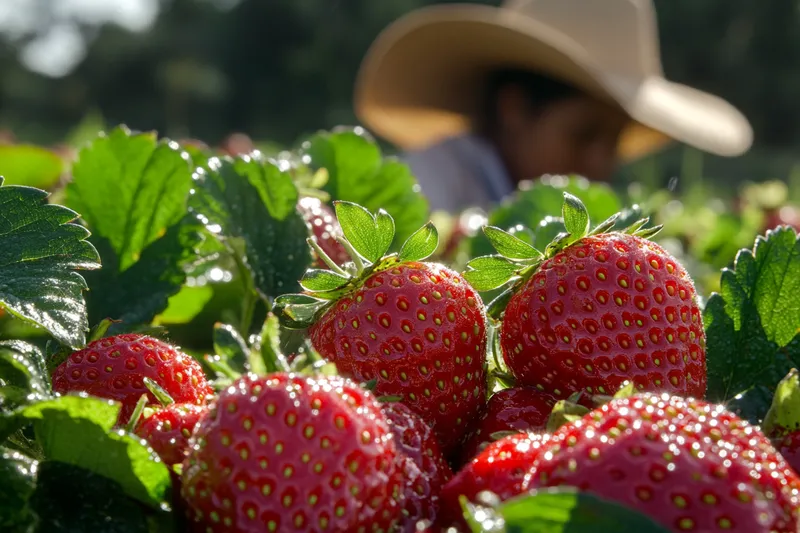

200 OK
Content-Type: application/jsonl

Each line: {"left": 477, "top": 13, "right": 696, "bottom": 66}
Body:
{"left": 2, "top": 0, "right": 800, "bottom": 188}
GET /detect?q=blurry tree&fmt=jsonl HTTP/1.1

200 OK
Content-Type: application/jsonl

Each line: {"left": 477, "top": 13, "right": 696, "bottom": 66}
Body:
{"left": 0, "top": 0, "right": 799, "bottom": 171}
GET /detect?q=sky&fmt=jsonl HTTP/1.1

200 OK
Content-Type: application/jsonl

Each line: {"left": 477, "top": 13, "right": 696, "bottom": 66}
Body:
{"left": 0, "top": 0, "right": 239, "bottom": 78}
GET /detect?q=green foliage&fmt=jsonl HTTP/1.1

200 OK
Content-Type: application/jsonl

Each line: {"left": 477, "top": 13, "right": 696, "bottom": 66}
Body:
{"left": 0, "top": 395, "right": 172, "bottom": 508}
{"left": 0, "top": 448, "right": 37, "bottom": 529}
{"left": 66, "top": 127, "right": 203, "bottom": 329}
{"left": 0, "top": 145, "right": 64, "bottom": 189}
{"left": 0, "top": 178, "right": 101, "bottom": 348}
{"left": 397, "top": 222, "right": 439, "bottom": 263}
{"left": 333, "top": 201, "right": 394, "bottom": 263}
{"left": 190, "top": 156, "right": 312, "bottom": 301}
{"left": 305, "top": 131, "right": 429, "bottom": 246}
{"left": 0, "top": 341, "right": 49, "bottom": 410}
{"left": 704, "top": 227, "right": 800, "bottom": 421}
{"left": 472, "top": 488, "right": 672, "bottom": 533}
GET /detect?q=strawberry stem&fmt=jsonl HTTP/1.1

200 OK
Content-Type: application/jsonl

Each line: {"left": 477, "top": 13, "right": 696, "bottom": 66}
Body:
{"left": 306, "top": 237, "right": 348, "bottom": 277}
{"left": 336, "top": 236, "right": 366, "bottom": 275}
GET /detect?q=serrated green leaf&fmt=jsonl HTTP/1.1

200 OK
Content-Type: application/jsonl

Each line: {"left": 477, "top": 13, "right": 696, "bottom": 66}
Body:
{"left": 213, "top": 323, "right": 249, "bottom": 375}
{"left": 333, "top": 201, "right": 393, "bottom": 263}
{"left": 562, "top": 192, "right": 590, "bottom": 238}
{"left": 300, "top": 269, "right": 350, "bottom": 292}
{"left": 28, "top": 461, "right": 149, "bottom": 533}
{"left": 483, "top": 226, "right": 542, "bottom": 260}
{"left": 0, "top": 179, "right": 101, "bottom": 348}
{"left": 304, "top": 131, "right": 428, "bottom": 247}
{"left": 66, "top": 127, "right": 194, "bottom": 271}
{"left": 705, "top": 227, "right": 800, "bottom": 420}
{"left": 3, "top": 395, "right": 171, "bottom": 508}
{"left": 190, "top": 157, "right": 312, "bottom": 300}
{"left": 497, "top": 487, "right": 671, "bottom": 532}
{"left": 0, "top": 144, "right": 64, "bottom": 189}
{"left": 0, "top": 447, "right": 37, "bottom": 530}
{"left": 0, "top": 341, "right": 49, "bottom": 408}
{"left": 464, "top": 256, "right": 520, "bottom": 292}
{"left": 398, "top": 222, "right": 439, "bottom": 263}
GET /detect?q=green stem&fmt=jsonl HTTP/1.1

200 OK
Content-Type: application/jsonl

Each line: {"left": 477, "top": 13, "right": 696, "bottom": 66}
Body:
{"left": 307, "top": 237, "right": 348, "bottom": 276}
{"left": 336, "top": 236, "right": 366, "bottom": 275}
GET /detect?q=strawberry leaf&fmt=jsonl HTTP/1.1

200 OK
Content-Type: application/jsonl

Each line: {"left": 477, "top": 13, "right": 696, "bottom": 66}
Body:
{"left": 0, "top": 448, "right": 37, "bottom": 529}
{"left": 153, "top": 284, "right": 214, "bottom": 326}
{"left": 66, "top": 127, "right": 202, "bottom": 328}
{"left": 398, "top": 222, "right": 439, "bottom": 263}
{"left": 483, "top": 226, "right": 542, "bottom": 260}
{"left": 273, "top": 294, "right": 330, "bottom": 330}
{"left": 255, "top": 313, "right": 290, "bottom": 374}
{"left": 67, "top": 127, "right": 194, "bottom": 272}
{"left": 0, "top": 144, "right": 64, "bottom": 189}
{"left": 304, "top": 130, "right": 428, "bottom": 247}
{"left": 704, "top": 227, "right": 800, "bottom": 421}
{"left": 300, "top": 269, "right": 351, "bottom": 293}
{"left": 562, "top": 192, "right": 590, "bottom": 239}
{"left": 82, "top": 218, "right": 204, "bottom": 328}
{"left": 0, "top": 178, "right": 101, "bottom": 348}
{"left": 333, "top": 201, "right": 394, "bottom": 264}
{"left": 190, "top": 157, "right": 312, "bottom": 300}
{"left": 28, "top": 461, "right": 150, "bottom": 533}
{"left": 463, "top": 256, "right": 521, "bottom": 292}
{"left": 0, "top": 395, "right": 171, "bottom": 508}
{"left": 0, "top": 341, "right": 49, "bottom": 409}
{"left": 494, "top": 487, "right": 671, "bottom": 532}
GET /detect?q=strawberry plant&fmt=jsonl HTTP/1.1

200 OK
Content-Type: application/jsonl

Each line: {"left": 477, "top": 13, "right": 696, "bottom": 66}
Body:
{"left": 3, "top": 123, "right": 800, "bottom": 532}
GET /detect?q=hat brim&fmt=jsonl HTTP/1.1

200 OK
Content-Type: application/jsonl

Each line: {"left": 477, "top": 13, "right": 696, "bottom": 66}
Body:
{"left": 354, "top": 4, "right": 752, "bottom": 161}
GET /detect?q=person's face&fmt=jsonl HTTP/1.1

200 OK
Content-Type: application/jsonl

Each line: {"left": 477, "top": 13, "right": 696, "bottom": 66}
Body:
{"left": 497, "top": 87, "right": 630, "bottom": 183}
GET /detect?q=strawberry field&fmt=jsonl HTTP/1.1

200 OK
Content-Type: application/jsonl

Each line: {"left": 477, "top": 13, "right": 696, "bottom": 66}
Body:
{"left": 3, "top": 125, "right": 800, "bottom": 532}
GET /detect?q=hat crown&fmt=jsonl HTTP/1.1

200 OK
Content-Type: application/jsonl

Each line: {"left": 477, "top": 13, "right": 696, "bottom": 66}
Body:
{"left": 503, "top": 0, "right": 662, "bottom": 79}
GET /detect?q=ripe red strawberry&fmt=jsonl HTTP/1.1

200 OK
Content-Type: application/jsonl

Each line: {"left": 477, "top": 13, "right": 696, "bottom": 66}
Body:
{"left": 776, "top": 432, "right": 800, "bottom": 475}
{"left": 523, "top": 393, "right": 800, "bottom": 533}
{"left": 297, "top": 196, "right": 350, "bottom": 268}
{"left": 277, "top": 203, "right": 489, "bottom": 453}
{"left": 465, "top": 193, "right": 705, "bottom": 401}
{"left": 382, "top": 402, "right": 452, "bottom": 531}
{"left": 460, "top": 387, "right": 556, "bottom": 463}
{"left": 181, "top": 372, "right": 404, "bottom": 532}
{"left": 438, "top": 432, "right": 551, "bottom": 529}
{"left": 52, "top": 334, "right": 212, "bottom": 424}
{"left": 135, "top": 403, "right": 207, "bottom": 467}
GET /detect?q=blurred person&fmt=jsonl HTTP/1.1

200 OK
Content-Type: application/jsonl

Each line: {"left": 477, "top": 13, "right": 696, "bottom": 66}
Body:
{"left": 354, "top": 0, "right": 753, "bottom": 214}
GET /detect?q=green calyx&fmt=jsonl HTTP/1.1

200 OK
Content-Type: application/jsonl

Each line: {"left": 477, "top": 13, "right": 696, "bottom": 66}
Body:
{"left": 275, "top": 201, "right": 440, "bottom": 330}
{"left": 545, "top": 392, "right": 590, "bottom": 433}
{"left": 463, "top": 192, "right": 662, "bottom": 319}
{"left": 762, "top": 368, "right": 800, "bottom": 438}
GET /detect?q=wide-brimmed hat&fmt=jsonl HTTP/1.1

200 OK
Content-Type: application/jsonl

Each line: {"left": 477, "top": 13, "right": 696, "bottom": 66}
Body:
{"left": 354, "top": 0, "right": 753, "bottom": 162}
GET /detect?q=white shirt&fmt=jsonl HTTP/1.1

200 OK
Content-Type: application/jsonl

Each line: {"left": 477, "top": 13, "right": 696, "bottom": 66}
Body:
{"left": 402, "top": 134, "right": 515, "bottom": 214}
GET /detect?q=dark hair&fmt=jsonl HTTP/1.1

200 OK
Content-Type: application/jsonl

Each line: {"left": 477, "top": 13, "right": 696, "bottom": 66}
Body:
{"left": 476, "top": 68, "right": 581, "bottom": 137}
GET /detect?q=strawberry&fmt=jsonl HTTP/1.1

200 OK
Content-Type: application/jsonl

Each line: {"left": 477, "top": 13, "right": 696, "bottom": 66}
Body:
{"left": 297, "top": 196, "right": 350, "bottom": 268}
{"left": 180, "top": 372, "right": 404, "bottom": 532}
{"left": 464, "top": 193, "right": 706, "bottom": 400}
{"left": 276, "top": 202, "right": 489, "bottom": 452}
{"left": 382, "top": 402, "right": 452, "bottom": 531}
{"left": 52, "top": 334, "right": 212, "bottom": 424}
{"left": 459, "top": 387, "right": 556, "bottom": 463}
{"left": 522, "top": 393, "right": 800, "bottom": 533}
{"left": 135, "top": 403, "right": 207, "bottom": 467}
{"left": 438, "top": 432, "right": 551, "bottom": 529}
{"left": 776, "top": 432, "right": 800, "bottom": 475}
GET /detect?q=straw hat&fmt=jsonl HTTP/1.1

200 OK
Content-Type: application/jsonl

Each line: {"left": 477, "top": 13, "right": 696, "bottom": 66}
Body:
{"left": 354, "top": 0, "right": 753, "bottom": 162}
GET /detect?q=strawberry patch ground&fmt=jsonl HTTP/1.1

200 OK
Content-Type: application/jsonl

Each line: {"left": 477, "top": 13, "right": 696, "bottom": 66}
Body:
{"left": 3, "top": 126, "right": 800, "bottom": 532}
